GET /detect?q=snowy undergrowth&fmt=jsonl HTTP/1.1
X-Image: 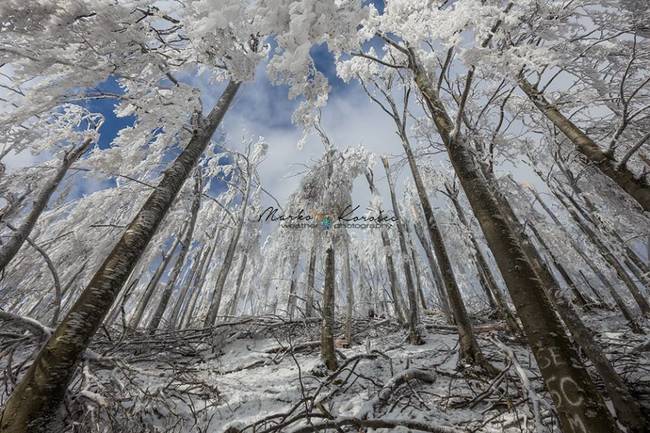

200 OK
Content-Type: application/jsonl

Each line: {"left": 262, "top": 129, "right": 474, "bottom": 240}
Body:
{"left": 1, "top": 312, "right": 649, "bottom": 433}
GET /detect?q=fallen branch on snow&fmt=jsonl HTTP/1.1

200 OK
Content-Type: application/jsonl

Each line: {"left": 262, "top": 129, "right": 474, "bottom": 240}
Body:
{"left": 287, "top": 417, "right": 462, "bottom": 433}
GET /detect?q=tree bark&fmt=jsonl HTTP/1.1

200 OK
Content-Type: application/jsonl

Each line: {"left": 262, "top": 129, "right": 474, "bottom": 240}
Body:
{"left": 554, "top": 293, "right": 649, "bottom": 433}
{"left": 305, "top": 243, "right": 317, "bottom": 317}
{"left": 321, "top": 246, "right": 338, "bottom": 370}
{"left": 364, "top": 171, "right": 407, "bottom": 325}
{"left": 527, "top": 186, "right": 616, "bottom": 307}
{"left": 518, "top": 76, "right": 650, "bottom": 211}
{"left": 228, "top": 253, "right": 248, "bottom": 317}
{"left": 413, "top": 222, "right": 452, "bottom": 323}
{"left": 397, "top": 131, "right": 485, "bottom": 364}
{"left": 527, "top": 223, "right": 591, "bottom": 308}
{"left": 383, "top": 157, "right": 422, "bottom": 344}
{"left": 286, "top": 257, "right": 299, "bottom": 320}
{"left": 445, "top": 185, "right": 521, "bottom": 334}
{"left": 0, "top": 80, "right": 240, "bottom": 433}
{"left": 411, "top": 56, "right": 618, "bottom": 432}
{"left": 204, "top": 159, "right": 253, "bottom": 327}
{"left": 181, "top": 228, "right": 221, "bottom": 328}
{"left": 344, "top": 243, "right": 355, "bottom": 345}
{"left": 148, "top": 173, "right": 202, "bottom": 333}
{"left": 167, "top": 243, "right": 206, "bottom": 329}
{"left": 0, "top": 137, "right": 92, "bottom": 273}
{"left": 406, "top": 228, "right": 428, "bottom": 311}
{"left": 129, "top": 235, "right": 182, "bottom": 329}
{"left": 553, "top": 185, "right": 650, "bottom": 316}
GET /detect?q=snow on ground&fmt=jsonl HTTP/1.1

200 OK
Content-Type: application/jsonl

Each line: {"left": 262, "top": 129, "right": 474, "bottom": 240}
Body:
{"left": 2, "top": 311, "right": 649, "bottom": 432}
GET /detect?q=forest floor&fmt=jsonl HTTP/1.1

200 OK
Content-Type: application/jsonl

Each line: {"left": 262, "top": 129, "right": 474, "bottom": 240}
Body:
{"left": 2, "top": 310, "right": 650, "bottom": 432}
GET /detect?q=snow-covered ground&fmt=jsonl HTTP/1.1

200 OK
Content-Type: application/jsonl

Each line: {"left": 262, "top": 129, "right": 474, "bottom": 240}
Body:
{"left": 4, "top": 311, "right": 647, "bottom": 433}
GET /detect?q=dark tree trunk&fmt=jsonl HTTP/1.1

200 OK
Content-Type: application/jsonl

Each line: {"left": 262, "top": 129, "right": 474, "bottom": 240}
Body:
{"left": 527, "top": 223, "right": 591, "bottom": 308}
{"left": 128, "top": 235, "right": 182, "bottom": 329}
{"left": 0, "top": 81, "right": 240, "bottom": 433}
{"left": 204, "top": 163, "right": 253, "bottom": 327}
{"left": 446, "top": 185, "right": 521, "bottom": 334}
{"left": 518, "top": 76, "right": 650, "bottom": 211}
{"left": 364, "top": 172, "right": 406, "bottom": 325}
{"left": 398, "top": 131, "right": 486, "bottom": 365}
{"left": 148, "top": 174, "right": 202, "bottom": 333}
{"left": 406, "top": 228, "right": 428, "bottom": 311}
{"left": 553, "top": 186, "right": 650, "bottom": 316}
{"left": 168, "top": 244, "right": 206, "bottom": 329}
{"left": 286, "top": 257, "right": 299, "bottom": 320}
{"left": 181, "top": 228, "right": 221, "bottom": 328}
{"left": 411, "top": 56, "right": 618, "bottom": 432}
{"left": 413, "top": 222, "right": 452, "bottom": 323}
{"left": 383, "top": 157, "right": 422, "bottom": 344}
{"left": 229, "top": 253, "right": 248, "bottom": 317}
{"left": 320, "top": 247, "right": 338, "bottom": 370}
{"left": 305, "top": 244, "right": 317, "bottom": 317}
{"left": 344, "top": 243, "right": 354, "bottom": 344}
{"left": 379, "top": 229, "right": 407, "bottom": 324}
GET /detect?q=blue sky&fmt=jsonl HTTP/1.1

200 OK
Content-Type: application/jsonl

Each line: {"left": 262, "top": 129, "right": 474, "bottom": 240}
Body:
{"left": 0, "top": 0, "right": 396, "bottom": 213}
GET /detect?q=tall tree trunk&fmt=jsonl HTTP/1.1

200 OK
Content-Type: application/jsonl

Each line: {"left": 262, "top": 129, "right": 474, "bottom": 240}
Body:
{"left": 578, "top": 271, "right": 607, "bottom": 307}
{"left": 398, "top": 131, "right": 485, "bottom": 365}
{"left": 446, "top": 185, "right": 521, "bottom": 334}
{"left": 181, "top": 228, "right": 221, "bottom": 328}
{"left": 228, "top": 253, "right": 248, "bottom": 317}
{"left": 364, "top": 171, "right": 406, "bottom": 325}
{"left": 406, "top": 228, "right": 428, "bottom": 311}
{"left": 499, "top": 168, "right": 647, "bottom": 428}
{"left": 0, "top": 138, "right": 92, "bottom": 273}
{"left": 129, "top": 235, "right": 182, "bottom": 329}
{"left": 320, "top": 246, "right": 338, "bottom": 370}
{"left": 286, "top": 257, "right": 299, "bottom": 320}
{"left": 527, "top": 223, "right": 591, "bottom": 308}
{"left": 167, "top": 244, "right": 206, "bottom": 329}
{"left": 413, "top": 222, "right": 452, "bottom": 323}
{"left": 552, "top": 185, "right": 650, "bottom": 316}
{"left": 380, "top": 229, "right": 407, "bottom": 324}
{"left": 383, "top": 157, "right": 422, "bottom": 344}
{"left": 148, "top": 174, "right": 202, "bottom": 333}
{"left": 475, "top": 261, "right": 497, "bottom": 310}
{"left": 305, "top": 243, "right": 317, "bottom": 317}
{"left": 411, "top": 56, "right": 618, "bottom": 432}
{"left": 344, "top": 243, "right": 354, "bottom": 345}
{"left": 0, "top": 81, "right": 240, "bottom": 433}
{"left": 203, "top": 163, "right": 253, "bottom": 327}
{"left": 518, "top": 76, "right": 650, "bottom": 211}
{"left": 527, "top": 186, "right": 617, "bottom": 306}
{"left": 553, "top": 294, "right": 649, "bottom": 433}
